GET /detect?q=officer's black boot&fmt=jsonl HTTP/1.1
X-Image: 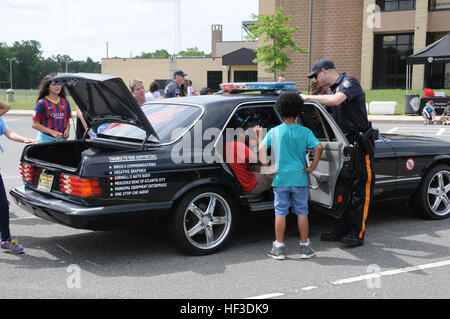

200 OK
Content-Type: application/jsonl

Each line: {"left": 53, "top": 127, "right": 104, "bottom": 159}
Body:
{"left": 340, "top": 233, "right": 364, "bottom": 247}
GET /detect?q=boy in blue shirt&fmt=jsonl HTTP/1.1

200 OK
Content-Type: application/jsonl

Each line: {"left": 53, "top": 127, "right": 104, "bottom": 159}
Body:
{"left": 259, "top": 92, "right": 323, "bottom": 260}
{"left": 422, "top": 100, "right": 436, "bottom": 125}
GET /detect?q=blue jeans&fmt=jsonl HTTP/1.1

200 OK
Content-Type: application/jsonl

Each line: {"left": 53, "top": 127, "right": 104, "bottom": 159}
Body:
{"left": 0, "top": 173, "right": 11, "bottom": 241}
{"left": 273, "top": 186, "right": 309, "bottom": 217}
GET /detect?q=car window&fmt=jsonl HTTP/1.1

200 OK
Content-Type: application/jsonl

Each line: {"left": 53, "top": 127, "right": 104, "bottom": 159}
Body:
{"left": 96, "top": 103, "right": 203, "bottom": 144}
{"left": 222, "top": 104, "right": 282, "bottom": 155}
{"left": 226, "top": 105, "right": 282, "bottom": 131}
{"left": 298, "top": 104, "right": 336, "bottom": 142}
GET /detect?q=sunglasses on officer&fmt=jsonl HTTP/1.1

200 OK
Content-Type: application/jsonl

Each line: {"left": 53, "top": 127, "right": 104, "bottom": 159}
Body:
{"left": 312, "top": 69, "right": 325, "bottom": 79}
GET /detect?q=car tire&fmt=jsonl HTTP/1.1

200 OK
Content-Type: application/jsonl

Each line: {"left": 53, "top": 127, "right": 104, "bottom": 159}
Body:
{"left": 168, "top": 187, "right": 239, "bottom": 255}
{"left": 412, "top": 164, "right": 450, "bottom": 220}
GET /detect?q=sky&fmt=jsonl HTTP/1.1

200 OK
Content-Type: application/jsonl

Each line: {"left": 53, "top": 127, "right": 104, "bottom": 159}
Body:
{"left": 1, "top": 0, "right": 259, "bottom": 62}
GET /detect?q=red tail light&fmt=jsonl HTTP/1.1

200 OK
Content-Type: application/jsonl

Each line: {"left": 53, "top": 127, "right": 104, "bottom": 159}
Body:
{"left": 20, "top": 163, "right": 41, "bottom": 184}
{"left": 59, "top": 174, "right": 102, "bottom": 197}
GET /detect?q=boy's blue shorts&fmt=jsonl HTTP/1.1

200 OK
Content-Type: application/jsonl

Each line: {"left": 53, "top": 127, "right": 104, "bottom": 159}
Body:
{"left": 273, "top": 186, "right": 309, "bottom": 216}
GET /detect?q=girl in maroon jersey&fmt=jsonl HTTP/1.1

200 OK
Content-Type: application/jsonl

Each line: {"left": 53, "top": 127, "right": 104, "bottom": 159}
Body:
{"left": 32, "top": 74, "right": 71, "bottom": 143}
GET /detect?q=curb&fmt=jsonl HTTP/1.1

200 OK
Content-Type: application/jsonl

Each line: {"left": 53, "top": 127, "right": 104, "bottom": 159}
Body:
{"left": 368, "top": 116, "right": 423, "bottom": 124}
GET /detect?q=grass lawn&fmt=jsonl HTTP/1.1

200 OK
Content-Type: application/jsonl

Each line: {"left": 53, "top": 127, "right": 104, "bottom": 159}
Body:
{"left": 0, "top": 89, "right": 78, "bottom": 110}
{"left": 2, "top": 88, "right": 450, "bottom": 115}
{"left": 365, "top": 89, "right": 450, "bottom": 114}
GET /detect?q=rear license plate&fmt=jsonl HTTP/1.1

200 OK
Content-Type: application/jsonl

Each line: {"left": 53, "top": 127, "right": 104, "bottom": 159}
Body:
{"left": 37, "top": 173, "right": 54, "bottom": 192}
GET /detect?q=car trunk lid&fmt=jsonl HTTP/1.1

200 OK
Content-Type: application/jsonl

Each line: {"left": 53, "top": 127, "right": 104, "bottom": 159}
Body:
{"left": 53, "top": 73, "right": 159, "bottom": 141}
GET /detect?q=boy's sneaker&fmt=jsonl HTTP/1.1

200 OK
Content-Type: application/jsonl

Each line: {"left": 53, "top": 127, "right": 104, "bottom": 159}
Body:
{"left": 299, "top": 244, "right": 316, "bottom": 259}
{"left": 267, "top": 242, "right": 286, "bottom": 260}
{"left": 0, "top": 238, "right": 24, "bottom": 254}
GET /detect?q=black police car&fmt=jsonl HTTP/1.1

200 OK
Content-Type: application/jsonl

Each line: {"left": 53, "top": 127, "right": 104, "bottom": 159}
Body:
{"left": 10, "top": 74, "right": 450, "bottom": 255}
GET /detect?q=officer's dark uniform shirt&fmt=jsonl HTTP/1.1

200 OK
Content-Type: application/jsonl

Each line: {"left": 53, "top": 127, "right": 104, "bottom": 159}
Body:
{"left": 329, "top": 73, "right": 369, "bottom": 137}
{"left": 164, "top": 81, "right": 184, "bottom": 98}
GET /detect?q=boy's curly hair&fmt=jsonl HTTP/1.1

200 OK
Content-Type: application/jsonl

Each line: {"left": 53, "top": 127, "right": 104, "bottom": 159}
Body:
{"left": 275, "top": 92, "right": 304, "bottom": 119}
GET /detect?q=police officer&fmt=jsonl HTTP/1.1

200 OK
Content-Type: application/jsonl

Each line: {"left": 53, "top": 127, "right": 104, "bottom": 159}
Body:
{"left": 300, "top": 58, "right": 375, "bottom": 247}
{"left": 164, "top": 69, "right": 187, "bottom": 98}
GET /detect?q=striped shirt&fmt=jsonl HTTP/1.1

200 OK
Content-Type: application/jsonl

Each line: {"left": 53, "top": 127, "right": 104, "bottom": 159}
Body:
{"left": 32, "top": 96, "right": 71, "bottom": 133}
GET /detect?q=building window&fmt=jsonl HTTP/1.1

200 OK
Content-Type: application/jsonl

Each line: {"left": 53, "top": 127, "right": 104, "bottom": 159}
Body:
{"left": 429, "top": 0, "right": 450, "bottom": 10}
{"left": 234, "top": 71, "right": 257, "bottom": 83}
{"left": 373, "top": 34, "right": 414, "bottom": 89}
{"left": 376, "top": 0, "right": 416, "bottom": 11}
{"left": 207, "top": 71, "right": 223, "bottom": 92}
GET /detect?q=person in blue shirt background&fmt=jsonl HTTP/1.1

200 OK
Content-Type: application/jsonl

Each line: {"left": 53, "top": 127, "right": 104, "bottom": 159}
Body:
{"left": 0, "top": 101, "right": 37, "bottom": 254}
{"left": 259, "top": 92, "right": 323, "bottom": 260}
{"left": 164, "top": 70, "right": 187, "bottom": 98}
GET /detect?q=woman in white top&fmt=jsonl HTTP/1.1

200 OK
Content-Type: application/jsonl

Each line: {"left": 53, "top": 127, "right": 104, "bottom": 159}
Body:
{"left": 187, "top": 80, "right": 194, "bottom": 96}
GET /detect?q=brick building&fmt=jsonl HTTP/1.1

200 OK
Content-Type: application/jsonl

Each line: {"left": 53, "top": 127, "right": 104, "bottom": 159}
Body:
{"left": 258, "top": 0, "right": 450, "bottom": 90}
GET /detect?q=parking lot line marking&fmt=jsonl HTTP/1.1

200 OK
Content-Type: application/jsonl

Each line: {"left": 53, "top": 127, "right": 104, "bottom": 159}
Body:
{"left": 245, "top": 293, "right": 285, "bottom": 299}
{"left": 387, "top": 127, "right": 399, "bottom": 134}
{"left": 301, "top": 286, "right": 318, "bottom": 291}
{"left": 10, "top": 216, "right": 38, "bottom": 220}
{"left": 331, "top": 259, "right": 450, "bottom": 286}
{"left": 437, "top": 128, "right": 446, "bottom": 136}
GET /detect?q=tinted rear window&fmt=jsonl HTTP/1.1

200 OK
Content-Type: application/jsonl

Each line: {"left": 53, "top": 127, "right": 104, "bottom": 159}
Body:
{"left": 97, "top": 103, "right": 203, "bottom": 144}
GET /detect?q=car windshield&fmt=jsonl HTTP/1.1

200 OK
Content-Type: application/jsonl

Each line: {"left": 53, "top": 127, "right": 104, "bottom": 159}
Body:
{"left": 96, "top": 103, "right": 203, "bottom": 144}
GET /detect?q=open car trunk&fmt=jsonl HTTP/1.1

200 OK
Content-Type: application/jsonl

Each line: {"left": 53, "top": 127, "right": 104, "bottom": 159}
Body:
{"left": 24, "top": 140, "right": 90, "bottom": 172}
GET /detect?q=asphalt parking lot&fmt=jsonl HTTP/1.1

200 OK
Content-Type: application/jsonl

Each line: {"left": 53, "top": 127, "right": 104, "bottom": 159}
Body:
{"left": 1, "top": 115, "right": 449, "bottom": 300}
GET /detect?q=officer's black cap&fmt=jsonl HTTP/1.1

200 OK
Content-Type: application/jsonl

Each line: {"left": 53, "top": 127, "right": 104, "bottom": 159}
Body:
{"left": 307, "top": 59, "right": 336, "bottom": 78}
{"left": 173, "top": 69, "right": 187, "bottom": 78}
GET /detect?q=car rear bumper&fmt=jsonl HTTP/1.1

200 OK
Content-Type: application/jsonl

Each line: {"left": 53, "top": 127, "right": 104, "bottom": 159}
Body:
{"left": 10, "top": 186, "right": 172, "bottom": 230}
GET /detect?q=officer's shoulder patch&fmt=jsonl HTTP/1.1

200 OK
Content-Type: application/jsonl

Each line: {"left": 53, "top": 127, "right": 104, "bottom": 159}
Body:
{"left": 343, "top": 80, "right": 352, "bottom": 89}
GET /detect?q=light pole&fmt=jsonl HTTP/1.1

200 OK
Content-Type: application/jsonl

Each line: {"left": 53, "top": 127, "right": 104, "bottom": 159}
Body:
{"left": 307, "top": 0, "right": 313, "bottom": 94}
{"left": 9, "top": 58, "right": 13, "bottom": 89}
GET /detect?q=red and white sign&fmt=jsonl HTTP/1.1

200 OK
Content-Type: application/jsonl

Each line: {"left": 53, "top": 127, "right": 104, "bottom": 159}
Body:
{"left": 406, "top": 158, "right": 415, "bottom": 171}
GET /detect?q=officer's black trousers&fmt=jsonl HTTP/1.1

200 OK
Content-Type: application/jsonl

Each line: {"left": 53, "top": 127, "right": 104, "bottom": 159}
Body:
{"left": 335, "top": 150, "right": 375, "bottom": 239}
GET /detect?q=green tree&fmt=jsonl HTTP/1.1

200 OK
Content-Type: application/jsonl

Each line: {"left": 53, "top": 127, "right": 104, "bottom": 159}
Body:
{"left": 0, "top": 43, "right": 12, "bottom": 88}
{"left": 177, "top": 47, "right": 209, "bottom": 57}
{"left": 10, "top": 40, "right": 43, "bottom": 89}
{"left": 0, "top": 39, "right": 101, "bottom": 89}
{"left": 246, "top": 6, "right": 307, "bottom": 81}
{"left": 137, "top": 49, "right": 171, "bottom": 58}
{"left": 82, "top": 57, "right": 101, "bottom": 73}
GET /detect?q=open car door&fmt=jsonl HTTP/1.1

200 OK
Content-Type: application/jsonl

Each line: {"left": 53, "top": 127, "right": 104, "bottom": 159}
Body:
{"left": 298, "top": 101, "right": 357, "bottom": 218}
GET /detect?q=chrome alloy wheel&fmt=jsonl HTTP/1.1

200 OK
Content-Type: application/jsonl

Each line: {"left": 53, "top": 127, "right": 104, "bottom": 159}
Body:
{"left": 183, "top": 192, "right": 232, "bottom": 250}
{"left": 427, "top": 170, "right": 450, "bottom": 217}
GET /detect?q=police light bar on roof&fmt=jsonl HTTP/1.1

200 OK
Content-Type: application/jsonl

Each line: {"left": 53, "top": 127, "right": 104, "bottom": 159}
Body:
{"left": 219, "top": 82, "right": 297, "bottom": 92}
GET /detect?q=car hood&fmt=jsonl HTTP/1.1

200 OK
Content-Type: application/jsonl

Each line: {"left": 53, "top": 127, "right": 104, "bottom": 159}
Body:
{"left": 54, "top": 73, "right": 159, "bottom": 141}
